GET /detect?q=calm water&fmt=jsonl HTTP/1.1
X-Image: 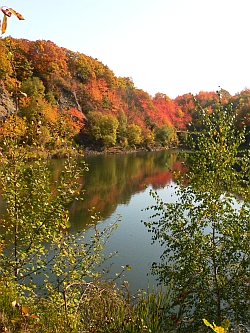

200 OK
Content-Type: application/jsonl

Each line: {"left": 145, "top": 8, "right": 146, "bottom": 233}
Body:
{"left": 67, "top": 149, "right": 183, "bottom": 292}
{"left": 0, "top": 149, "right": 183, "bottom": 293}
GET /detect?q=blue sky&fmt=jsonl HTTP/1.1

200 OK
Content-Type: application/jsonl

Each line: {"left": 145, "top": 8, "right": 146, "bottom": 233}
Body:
{"left": 2, "top": 0, "right": 250, "bottom": 98}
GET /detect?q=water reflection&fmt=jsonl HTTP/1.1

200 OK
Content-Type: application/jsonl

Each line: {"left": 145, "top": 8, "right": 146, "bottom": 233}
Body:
{"left": 0, "top": 150, "right": 184, "bottom": 293}
{"left": 68, "top": 149, "right": 184, "bottom": 230}
{"left": 0, "top": 149, "right": 183, "bottom": 226}
{"left": 67, "top": 149, "right": 184, "bottom": 292}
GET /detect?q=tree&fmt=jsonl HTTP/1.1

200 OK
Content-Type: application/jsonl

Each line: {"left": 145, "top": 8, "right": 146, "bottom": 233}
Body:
{"left": 28, "top": 40, "right": 70, "bottom": 93}
{"left": 19, "top": 97, "right": 60, "bottom": 148}
{"left": 0, "top": 39, "right": 12, "bottom": 79}
{"left": 0, "top": 118, "right": 124, "bottom": 331}
{"left": 87, "top": 111, "right": 119, "bottom": 147}
{"left": 20, "top": 77, "right": 45, "bottom": 99}
{"left": 154, "top": 124, "right": 176, "bottom": 147}
{"left": 117, "top": 108, "right": 127, "bottom": 145}
{"left": 145, "top": 98, "right": 250, "bottom": 331}
{"left": 4, "top": 38, "right": 33, "bottom": 81}
{"left": 67, "top": 52, "right": 93, "bottom": 83}
{"left": 100, "top": 114, "right": 119, "bottom": 147}
{"left": 126, "top": 124, "right": 142, "bottom": 147}
{"left": 0, "top": 114, "right": 26, "bottom": 144}
{"left": 233, "top": 89, "right": 250, "bottom": 146}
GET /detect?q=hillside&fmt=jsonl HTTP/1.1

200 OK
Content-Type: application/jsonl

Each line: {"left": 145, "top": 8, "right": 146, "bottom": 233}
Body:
{"left": 0, "top": 37, "right": 250, "bottom": 154}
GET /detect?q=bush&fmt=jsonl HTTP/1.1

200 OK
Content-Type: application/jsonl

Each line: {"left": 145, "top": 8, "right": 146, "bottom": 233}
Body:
{"left": 145, "top": 98, "right": 250, "bottom": 331}
{"left": 154, "top": 124, "right": 176, "bottom": 147}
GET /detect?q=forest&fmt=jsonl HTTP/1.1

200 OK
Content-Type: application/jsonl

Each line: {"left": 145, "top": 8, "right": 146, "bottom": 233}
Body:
{"left": 1, "top": 32, "right": 250, "bottom": 332}
{"left": 1, "top": 37, "right": 250, "bottom": 155}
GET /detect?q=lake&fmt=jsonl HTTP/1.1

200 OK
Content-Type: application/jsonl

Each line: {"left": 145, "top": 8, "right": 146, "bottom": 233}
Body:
{"left": 0, "top": 149, "right": 183, "bottom": 293}
{"left": 1, "top": 148, "right": 249, "bottom": 327}
{"left": 67, "top": 149, "right": 184, "bottom": 293}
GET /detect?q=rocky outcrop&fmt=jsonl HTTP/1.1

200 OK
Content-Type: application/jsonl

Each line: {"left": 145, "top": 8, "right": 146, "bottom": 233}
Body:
{"left": 0, "top": 82, "right": 16, "bottom": 120}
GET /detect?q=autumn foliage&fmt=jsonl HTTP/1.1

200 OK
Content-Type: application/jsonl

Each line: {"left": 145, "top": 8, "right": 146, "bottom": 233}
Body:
{"left": 0, "top": 37, "right": 249, "bottom": 152}
{"left": 0, "top": 6, "right": 24, "bottom": 34}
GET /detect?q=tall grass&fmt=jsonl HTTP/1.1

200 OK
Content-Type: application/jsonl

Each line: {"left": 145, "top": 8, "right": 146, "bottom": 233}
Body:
{"left": 0, "top": 279, "right": 173, "bottom": 333}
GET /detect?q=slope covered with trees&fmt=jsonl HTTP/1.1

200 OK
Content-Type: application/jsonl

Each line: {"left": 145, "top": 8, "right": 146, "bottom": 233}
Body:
{"left": 0, "top": 37, "right": 249, "bottom": 154}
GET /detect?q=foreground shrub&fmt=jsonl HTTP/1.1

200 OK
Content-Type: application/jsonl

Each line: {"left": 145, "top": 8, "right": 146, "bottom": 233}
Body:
{"left": 145, "top": 96, "right": 250, "bottom": 331}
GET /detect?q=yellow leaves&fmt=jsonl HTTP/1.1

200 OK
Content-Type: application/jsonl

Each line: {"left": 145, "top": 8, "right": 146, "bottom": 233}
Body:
{"left": 1, "top": 14, "right": 7, "bottom": 34}
{"left": 202, "top": 318, "right": 230, "bottom": 333}
{"left": 11, "top": 300, "right": 39, "bottom": 319}
{"left": 213, "top": 327, "right": 226, "bottom": 333}
{"left": 21, "top": 305, "right": 30, "bottom": 314}
{"left": 1, "top": 7, "right": 25, "bottom": 20}
{"left": 11, "top": 300, "right": 20, "bottom": 308}
{"left": 0, "top": 6, "right": 25, "bottom": 34}
{"left": 11, "top": 301, "right": 30, "bottom": 318}
{"left": 9, "top": 8, "right": 25, "bottom": 20}
{"left": 0, "top": 239, "right": 5, "bottom": 252}
{"left": 1, "top": 115, "right": 27, "bottom": 139}
{"left": 11, "top": 301, "right": 30, "bottom": 315}
{"left": 121, "top": 264, "right": 132, "bottom": 270}
{"left": 62, "top": 212, "right": 71, "bottom": 229}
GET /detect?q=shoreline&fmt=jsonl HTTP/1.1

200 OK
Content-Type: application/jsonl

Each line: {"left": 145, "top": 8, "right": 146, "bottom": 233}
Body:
{"left": 81, "top": 144, "right": 182, "bottom": 156}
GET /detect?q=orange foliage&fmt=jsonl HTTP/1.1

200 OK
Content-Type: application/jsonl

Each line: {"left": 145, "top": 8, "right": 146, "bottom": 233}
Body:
{"left": 28, "top": 40, "right": 70, "bottom": 88}
{"left": 2, "top": 37, "right": 245, "bottom": 148}
{"left": 66, "top": 108, "right": 85, "bottom": 131}
{"left": 0, "top": 6, "right": 24, "bottom": 34}
{"left": 0, "top": 115, "right": 26, "bottom": 139}
{"left": 153, "top": 93, "right": 191, "bottom": 130}
{"left": 195, "top": 91, "right": 219, "bottom": 109}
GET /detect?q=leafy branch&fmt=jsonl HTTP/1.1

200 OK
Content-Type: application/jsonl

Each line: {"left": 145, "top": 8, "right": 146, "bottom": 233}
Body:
{"left": 0, "top": 6, "right": 24, "bottom": 34}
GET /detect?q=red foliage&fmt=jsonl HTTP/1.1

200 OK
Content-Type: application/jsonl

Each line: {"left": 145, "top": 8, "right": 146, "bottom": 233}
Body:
{"left": 153, "top": 93, "right": 191, "bottom": 130}
{"left": 2, "top": 37, "right": 241, "bottom": 143}
{"left": 66, "top": 108, "right": 85, "bottom": 131}
{"left": 28, "top": 40, "right": 70, "bottom": 88}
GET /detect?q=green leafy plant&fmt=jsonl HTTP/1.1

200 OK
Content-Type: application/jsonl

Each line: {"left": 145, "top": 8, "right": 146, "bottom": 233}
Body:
{"left": 9, "top": 300, "right": 39, "bottom": 332}
{"left": 145, "top": 94, "right": 250, "bottom": 331}
{"left": 0, "top": 141, "right": 85, "bottom": 281}
{"left": 126, "top": 123, "right": 142, "bottom": 147}
{"left": 154, "top": 123, "right": 176, "bottom": 147}
{"left": 87, "top": 111, "right": 119, "bottom": 147}
{"left": 0, "top": 110, "right": 124, "bottom": 330}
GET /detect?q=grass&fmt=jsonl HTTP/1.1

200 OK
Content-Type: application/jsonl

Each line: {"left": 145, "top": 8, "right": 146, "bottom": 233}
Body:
{"left": 0, "top": 278, "right": 249, "bottom": 333}
{"left": 0, "top": 278, "right": 174, "bottom": 333}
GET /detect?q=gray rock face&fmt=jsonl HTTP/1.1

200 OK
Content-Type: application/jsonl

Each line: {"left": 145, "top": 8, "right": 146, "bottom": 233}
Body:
{"left": 0, "top": 83, "right": 16, "bottom": 120}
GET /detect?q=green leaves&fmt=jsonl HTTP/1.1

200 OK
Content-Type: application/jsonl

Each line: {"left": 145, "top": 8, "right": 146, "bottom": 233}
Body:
{"left": 145, "top": 100, "right": 250, "bottom": 331}
{"left": 0, "top": 142, "right": 85, "bottom": 281}
{"left": 88, "top": 111, "right": 119, "bottom": 147}
{"left": 154, "top": 124, "right": 176, "bottom": 147}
